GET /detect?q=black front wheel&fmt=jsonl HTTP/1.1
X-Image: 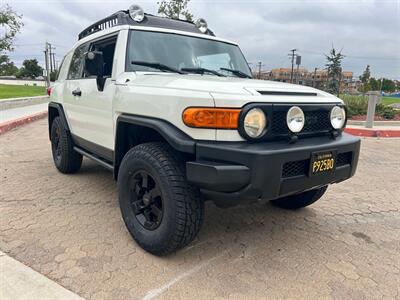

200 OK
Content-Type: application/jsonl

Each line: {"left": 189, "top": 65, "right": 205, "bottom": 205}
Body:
{"left": 118, "top": 142, "right": 204, "bottom": 256}
{"left": 271, "top": 186, "right": 328, "bottom": 209}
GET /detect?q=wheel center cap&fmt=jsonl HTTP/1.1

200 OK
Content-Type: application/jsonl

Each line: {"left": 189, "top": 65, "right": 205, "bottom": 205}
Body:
{"left": 142, "top": 194, "right": 151, "bottom": 206}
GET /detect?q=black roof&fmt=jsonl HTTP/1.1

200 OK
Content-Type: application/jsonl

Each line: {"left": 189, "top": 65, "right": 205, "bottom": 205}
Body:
{"left": 78, "top": 10, "right": 215, "bottom": 40}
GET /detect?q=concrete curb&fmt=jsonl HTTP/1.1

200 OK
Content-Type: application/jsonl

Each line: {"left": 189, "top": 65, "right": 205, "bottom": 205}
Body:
{"left": 347, "top": 120, "right": 400, "bottom": 126}
{"left": 0, "top": 96, "right": 49, "bottom": 111}
{"left": 0, "top": 251, "right": 84, "bottom": 300}
{"left": 0, "top": 111, "right": 47, "bottom": 135}
{"left": 345, "top": 127, "right": 400, "bottom": 138}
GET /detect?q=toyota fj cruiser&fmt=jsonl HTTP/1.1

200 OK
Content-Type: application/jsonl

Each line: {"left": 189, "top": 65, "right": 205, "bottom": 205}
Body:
{"left": 48, "top": 5, "right": 360, "bottom": 255}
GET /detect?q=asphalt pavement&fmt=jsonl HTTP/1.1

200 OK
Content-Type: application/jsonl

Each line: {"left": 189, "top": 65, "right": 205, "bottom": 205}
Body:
{"left": 1, "top": 119, "right": 399, "bottom": 299}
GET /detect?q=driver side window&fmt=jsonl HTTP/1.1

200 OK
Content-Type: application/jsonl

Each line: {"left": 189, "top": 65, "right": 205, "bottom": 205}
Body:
{"left": 84, "top": 35, "right": 117, "bottom": 78}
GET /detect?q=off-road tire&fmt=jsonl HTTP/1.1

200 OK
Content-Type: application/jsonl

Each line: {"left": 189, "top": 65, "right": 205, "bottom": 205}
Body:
{"left": 118, "top": 142, "right": 204, "bottom": 256}
{"left": 271, "top": 186, "right": 328, "bottom": 209}
{"left": 50, "top": 116, "right": 82, "bottom": 174}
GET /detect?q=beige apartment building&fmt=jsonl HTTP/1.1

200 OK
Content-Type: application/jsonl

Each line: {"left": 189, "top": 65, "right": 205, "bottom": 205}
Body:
{"left": 257, "top": 68, "right": 360, "bottom": 94}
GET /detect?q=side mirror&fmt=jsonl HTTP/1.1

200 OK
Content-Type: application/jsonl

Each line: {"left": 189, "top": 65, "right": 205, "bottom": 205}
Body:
{"left": 84, "top": 51, "right": 105, "bottom": 91}
{"left": 84, "top": 51, "right": 103, "bottom": 77}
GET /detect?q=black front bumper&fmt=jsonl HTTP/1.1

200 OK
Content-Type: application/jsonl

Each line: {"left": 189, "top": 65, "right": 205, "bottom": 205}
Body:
{"left": 186, "top": 133, "right": 360, "bottom": 205}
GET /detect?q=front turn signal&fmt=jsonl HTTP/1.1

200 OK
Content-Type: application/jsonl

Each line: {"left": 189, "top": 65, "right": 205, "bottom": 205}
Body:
{"left": 182, "top": 107, "right": 241, "bottom": 129}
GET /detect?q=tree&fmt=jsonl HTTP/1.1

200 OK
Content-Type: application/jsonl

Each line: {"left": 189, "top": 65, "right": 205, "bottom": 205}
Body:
{"left": 0, "top": 54, "right": 18, "bottom": 76}
{"left": 381, "top": 78, "right": 396, "bottom": 92}
{"left": 325, "top": 47, "right": 345, "bottom": 95}
{"left": 0, "top": 4, "right": 23, "bottom": 51}
{"left": 158, "top": 0, "right": 194, "bottom": 22}
{"left": 358, "top": 65, "right": 372, "bottom": 93}
{"left": 369, "top": 77, "right": 379, "bottom": 91}
{"left": 16, "top": 58, "right": 43, "bottom": 78}
{"left": 359, "top": 65, "right": 370, "bottom": 84}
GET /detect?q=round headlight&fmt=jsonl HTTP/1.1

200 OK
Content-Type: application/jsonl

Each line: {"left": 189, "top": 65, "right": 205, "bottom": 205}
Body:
{"left": 129, "top": 4, "right": 145, "bottom": 22}
{"left": 243, "top": 108, "right": 267, "bottom": 138}
{"left": 195, "top": 18, "right": 208, "bottom": 33}
{"left": 330, "top": 106, "right": 346, "bottom": 129}
{"left": 286, "top": 106, "right": 305, "bottom": 133}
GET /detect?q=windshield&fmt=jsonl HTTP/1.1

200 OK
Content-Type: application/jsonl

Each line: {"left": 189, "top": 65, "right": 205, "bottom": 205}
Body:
{"left": 126, "top": 30, "right": 252, "bottom": 77}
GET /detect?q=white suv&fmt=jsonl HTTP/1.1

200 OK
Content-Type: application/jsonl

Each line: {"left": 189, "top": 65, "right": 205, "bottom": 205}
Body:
{"left": 49, "top": 5, "right": 360, "bottom": 255}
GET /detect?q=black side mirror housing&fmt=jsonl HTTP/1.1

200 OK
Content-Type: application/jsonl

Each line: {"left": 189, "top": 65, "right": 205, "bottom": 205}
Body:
{"left": 84, "top": 51, "right": 106, "bottom": 91}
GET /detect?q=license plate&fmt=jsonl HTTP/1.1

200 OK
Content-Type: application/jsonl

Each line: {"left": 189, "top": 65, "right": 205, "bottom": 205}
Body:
{"left": 309, "top": 150, "right": 337, "bottom": 176}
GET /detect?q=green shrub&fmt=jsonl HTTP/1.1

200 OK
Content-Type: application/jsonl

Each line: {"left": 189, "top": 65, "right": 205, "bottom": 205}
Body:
{"left": 339, "top": 95, "right": 398, "bottom": 119}
{"left": 376, "top": 104, "right": 396, "bottom": 119}
{"left": 340, "top": 95, "right": 368, "bottom": 117}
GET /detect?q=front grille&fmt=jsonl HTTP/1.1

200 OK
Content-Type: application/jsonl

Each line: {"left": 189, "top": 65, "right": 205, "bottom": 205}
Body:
{"left": 272, "top": 110, "right": 331, "bottom": 135}
{"left": 303, "top": 111, "right": 332, "bottom": 133}
{"left": 271, "top": 112, "right": 289, "bottom": 134}
{"left": 337, "top": 152, "right": 352, "bottom": 167}
{"left": 282, "top": 159, "right": 309, "bottom": 178}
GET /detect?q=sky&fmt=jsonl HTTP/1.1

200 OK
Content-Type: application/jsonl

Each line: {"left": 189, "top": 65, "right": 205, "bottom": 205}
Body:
{"left": 3, "top": 0, "right": 400, "bottom": 79}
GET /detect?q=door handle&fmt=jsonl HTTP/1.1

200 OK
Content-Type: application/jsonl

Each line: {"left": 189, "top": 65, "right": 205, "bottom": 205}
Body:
{"left": 72, "top": 88, "right": 81, "bottom": 97}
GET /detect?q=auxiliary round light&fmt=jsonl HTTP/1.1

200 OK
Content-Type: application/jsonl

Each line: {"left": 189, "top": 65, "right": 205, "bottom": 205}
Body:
{"left": 195, "top": 18, "right": 208, "bottom": 33}
{"left": 129, "top": 4, "right": 145, "bottom": 22}
{"left": 286, "top": 106, "right": 305, "bottom": 133}
{"left": 243, "top": 108, "right": 267, "bottom": 138}
{"left": 330, "top": 106, "right": 346, "bottom": 129}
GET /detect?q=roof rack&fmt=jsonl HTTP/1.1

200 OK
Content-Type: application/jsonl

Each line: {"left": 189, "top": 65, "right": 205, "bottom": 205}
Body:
{"left": 78, "top": 10, "right": 215, "bottom": 40}
{"left": 78, "top": 11, "right": 129, "bottom": 40}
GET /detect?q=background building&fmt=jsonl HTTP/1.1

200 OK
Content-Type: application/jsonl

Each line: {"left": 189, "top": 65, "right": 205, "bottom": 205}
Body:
{"left": 256, "top": 68, "right": 361, "bottom": 94}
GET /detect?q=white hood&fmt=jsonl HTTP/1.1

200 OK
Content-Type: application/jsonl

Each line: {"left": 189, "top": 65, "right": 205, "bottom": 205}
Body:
{"left": 119, "top": 72, "right": 342, "bottom": 107}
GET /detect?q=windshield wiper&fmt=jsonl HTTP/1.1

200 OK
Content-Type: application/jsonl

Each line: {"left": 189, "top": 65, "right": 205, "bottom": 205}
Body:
{"left": 220, "top": 68, "right": 252, "bottom": 79}
{"left": 181, "top": 67, "right": 226, "bottom": 77}
{"left": 131, "top": 61, "right": 185, "bottom": 74}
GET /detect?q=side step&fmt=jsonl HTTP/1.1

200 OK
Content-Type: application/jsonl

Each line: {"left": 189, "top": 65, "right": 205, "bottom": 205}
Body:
{"left": 73, "top": 146, "right": 113, "bottom": 171}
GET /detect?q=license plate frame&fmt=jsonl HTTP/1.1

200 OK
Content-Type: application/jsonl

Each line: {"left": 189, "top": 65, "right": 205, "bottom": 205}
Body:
{"left": 309, "top": 150, "right": 337, "bottom": 176}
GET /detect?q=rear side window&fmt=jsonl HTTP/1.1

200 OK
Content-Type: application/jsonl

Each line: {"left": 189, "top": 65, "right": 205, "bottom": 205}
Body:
{"left": 57, "top": 52, "right": 72, "bottom": 81}
{"left": 68, "top": 43, "right": 89, "bottom": 80}
{"left": 56, "top": 57, "right": 65, "bottom": 80}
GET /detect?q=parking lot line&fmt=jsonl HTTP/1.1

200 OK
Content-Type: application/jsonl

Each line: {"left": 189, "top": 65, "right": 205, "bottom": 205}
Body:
{"left": 142, "top": 251, "right": 226, "bottom": 300}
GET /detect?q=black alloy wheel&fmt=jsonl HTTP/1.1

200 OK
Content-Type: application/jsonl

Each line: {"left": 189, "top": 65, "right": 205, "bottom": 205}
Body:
{"left": 130, "top": 170, "right": 163, "bottom": 230}
{"left": 51, "top": 125, "right": 62, "bottom": 164}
